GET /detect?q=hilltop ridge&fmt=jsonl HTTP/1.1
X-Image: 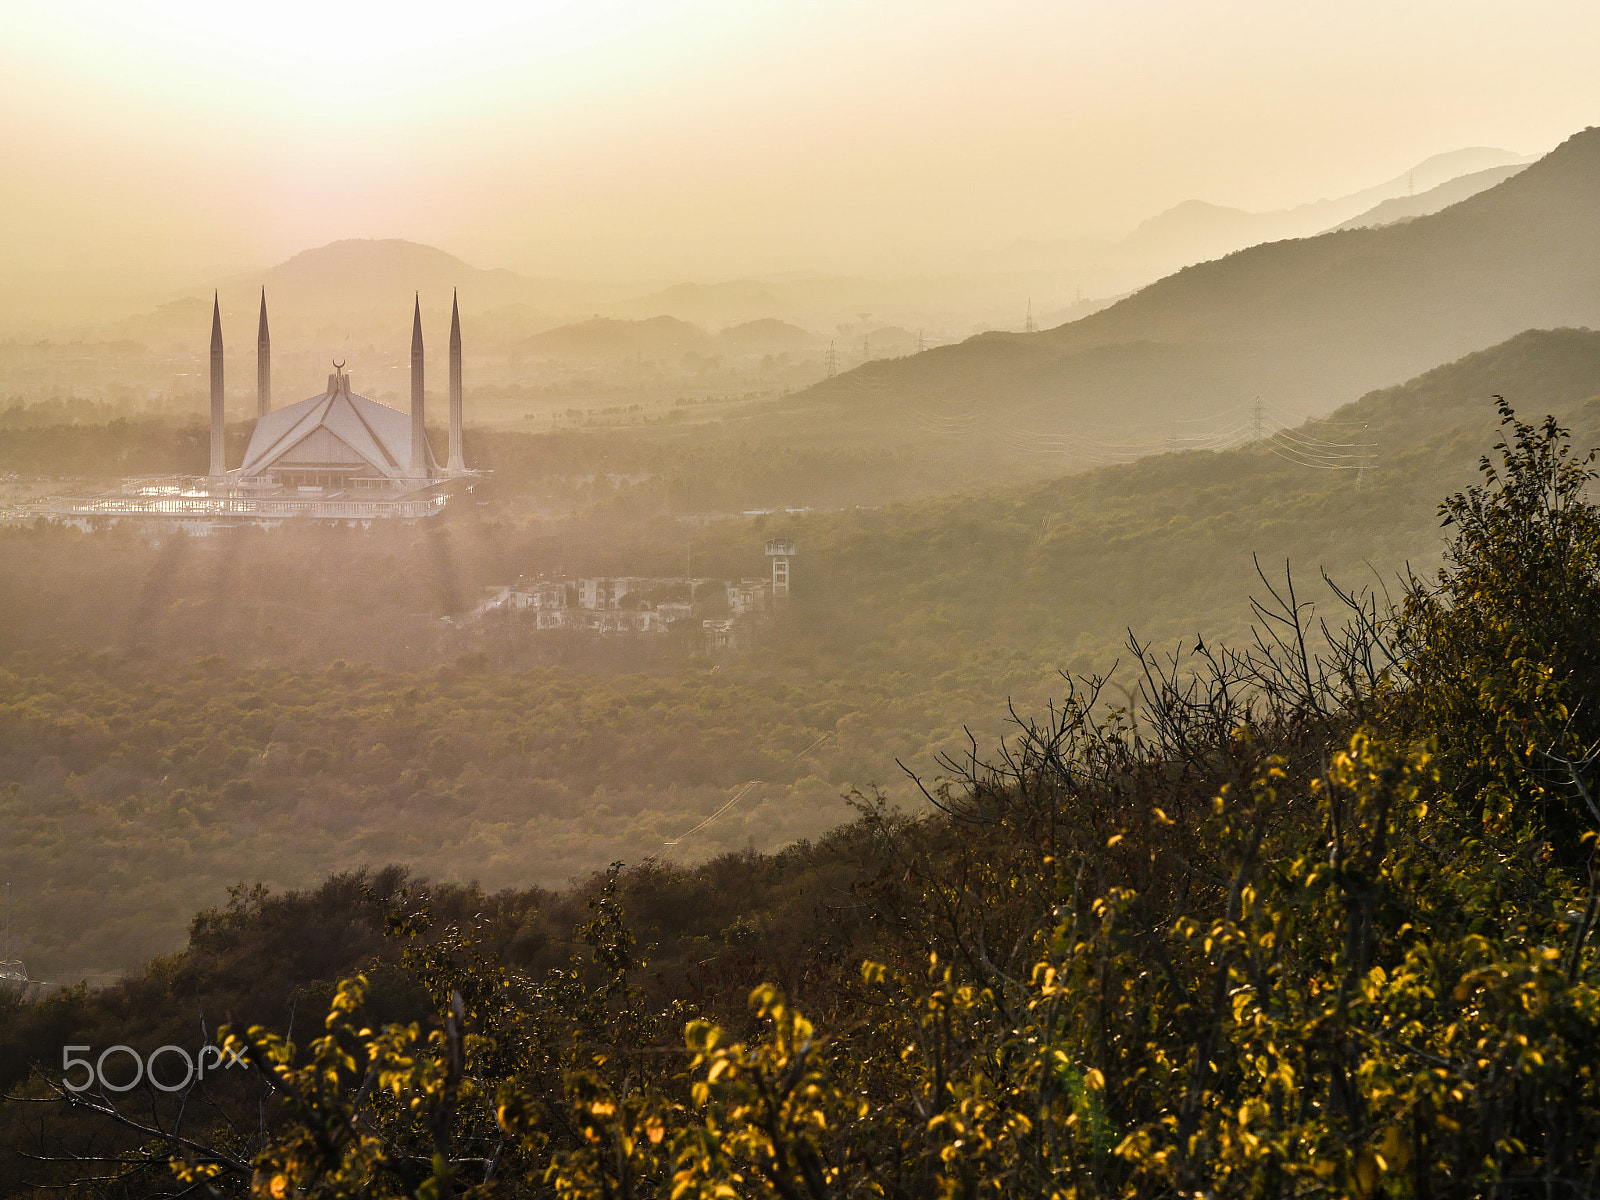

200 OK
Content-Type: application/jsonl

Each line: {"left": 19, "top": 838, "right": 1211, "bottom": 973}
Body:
{"left": 1328, "top": 163, "right": 1530, "bottom": 231}
{"left": 232, "top": 238, "right": 591, "bottom": 315}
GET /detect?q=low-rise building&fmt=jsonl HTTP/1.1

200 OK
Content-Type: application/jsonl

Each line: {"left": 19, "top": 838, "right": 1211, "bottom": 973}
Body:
{"left": 470, "top": 552, "right": 787, "bottom": 644}
{"left": 703, "top": 619, "right": 737, "bottom": 650}
{"left": 726, "top": 578, "right": 770, "bottom": 616}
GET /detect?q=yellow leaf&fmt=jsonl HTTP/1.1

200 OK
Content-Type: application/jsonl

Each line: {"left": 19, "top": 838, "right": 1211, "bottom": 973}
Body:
{"left": 1380, "top": 1123, "right": 1411, "bottom": 1171}
{"left": 1356, "top": 1149, "right": 1378, "bottom": 1195}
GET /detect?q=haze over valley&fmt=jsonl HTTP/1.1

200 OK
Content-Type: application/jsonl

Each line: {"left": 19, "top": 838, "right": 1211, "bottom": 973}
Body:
{"left": 11, "top": 121, "right": 1600, "bottom": 969}
{"left": 7, "top": 4, "right": 1600, "bottom": 1193}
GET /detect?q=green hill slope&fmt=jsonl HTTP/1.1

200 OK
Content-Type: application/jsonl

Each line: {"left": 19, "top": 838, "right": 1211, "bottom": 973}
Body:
{"left": 762, "top": 328, "right": 1600, "bottom": 681}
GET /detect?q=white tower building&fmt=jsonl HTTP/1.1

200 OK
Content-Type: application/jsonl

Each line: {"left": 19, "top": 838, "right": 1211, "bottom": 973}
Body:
{"left": 765, "top": 538, "right": 796, "bottom": 597}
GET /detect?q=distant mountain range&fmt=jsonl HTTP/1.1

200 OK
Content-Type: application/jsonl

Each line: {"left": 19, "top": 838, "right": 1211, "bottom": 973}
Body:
{"left": 98, "top": 143, "right": 1526, "bottom": 347}
{"left": 1115, "top": 147, "right": 1532, "bottom": 269}
{"left": 758, "top": 126, "right": 1600, "bottom": 457}
{"left": 72, "top": 138, "right": 1560, "bottom": 394}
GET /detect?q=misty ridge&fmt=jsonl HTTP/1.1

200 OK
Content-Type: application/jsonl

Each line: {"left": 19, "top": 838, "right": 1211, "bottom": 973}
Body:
{"left": 0, "top": 140, "right": 1543, "bottom": 423}
{"left": 10, "top": 112, "right": 1600, "bottom": 1197}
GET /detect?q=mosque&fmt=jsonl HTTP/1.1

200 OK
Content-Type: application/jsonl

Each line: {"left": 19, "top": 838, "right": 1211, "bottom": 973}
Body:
{"left": 33, "top": 292, "right": 472, "bottom": 532}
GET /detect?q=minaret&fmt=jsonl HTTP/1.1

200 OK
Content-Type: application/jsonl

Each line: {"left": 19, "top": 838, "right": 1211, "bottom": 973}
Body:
{"left": 256, "top": 288, "right": 271, "bottom": 418}
{"left": 209, "top": 292, "right": 225, "bottom": 477}
{"left": 410, "top": 294, "right": 426, "bottom": 477}
{"left": 447, "top": 289, "right": 464, "bottom": 472}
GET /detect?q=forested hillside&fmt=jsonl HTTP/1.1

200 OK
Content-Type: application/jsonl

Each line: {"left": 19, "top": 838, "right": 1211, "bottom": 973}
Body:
{"left": 6, "top": 399, "right": 1600, "bottom": 1197}
{"left": 3, "top": 329, "right": 1600, "bottom": 981}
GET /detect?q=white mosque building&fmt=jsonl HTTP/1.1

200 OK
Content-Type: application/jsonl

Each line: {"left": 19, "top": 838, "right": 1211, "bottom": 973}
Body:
{"left": 34, "top": 291, "right": 472, "bottom": 532}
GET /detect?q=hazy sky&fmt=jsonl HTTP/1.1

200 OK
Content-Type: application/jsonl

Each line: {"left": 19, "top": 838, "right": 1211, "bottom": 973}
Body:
{"left": 2, "top": 0, "right": 1597, "bottom": 282}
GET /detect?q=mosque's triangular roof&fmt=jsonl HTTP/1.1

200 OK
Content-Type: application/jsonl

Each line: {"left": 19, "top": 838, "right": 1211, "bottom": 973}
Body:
{"left": 238, "top": 373, "right": 437, "bottom": 481}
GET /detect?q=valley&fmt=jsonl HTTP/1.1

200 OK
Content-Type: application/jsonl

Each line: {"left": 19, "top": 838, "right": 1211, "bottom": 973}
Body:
{"left": 5, "top": 325, "right": 1599, "bottom": 980}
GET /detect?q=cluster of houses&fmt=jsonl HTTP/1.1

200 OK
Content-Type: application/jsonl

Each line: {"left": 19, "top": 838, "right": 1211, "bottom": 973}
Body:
{"left": 473, "top": 574, "right": 771, "bottom": 646}
{"left": 471, "top": 540, "right": 795, "bottom": 651}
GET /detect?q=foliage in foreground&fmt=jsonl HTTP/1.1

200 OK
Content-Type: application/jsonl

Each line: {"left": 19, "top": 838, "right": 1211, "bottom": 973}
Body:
{"left": 10, "top": 401, "right": 1600, "bottom": 1197}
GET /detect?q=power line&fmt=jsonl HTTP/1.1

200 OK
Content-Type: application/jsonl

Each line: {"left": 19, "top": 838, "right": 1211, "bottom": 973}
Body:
{"left": 663, "top": 781, "right": 761, "bottom": 846}
{"left": 661, "top": 729, "right": 836, "bottom": 847}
